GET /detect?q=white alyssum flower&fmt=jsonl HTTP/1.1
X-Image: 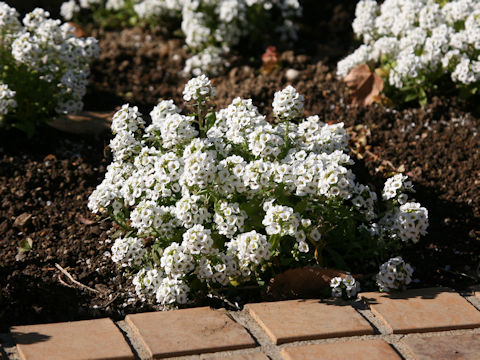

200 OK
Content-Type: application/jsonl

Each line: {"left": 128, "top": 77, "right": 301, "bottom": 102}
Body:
{"left": 183, "top": 74, "right": 216, "bottom": 102}
{"left": 156, "top": 277, "right": 190, "bottom": 305}
{"left": 382, "top": 174, "right": 414, "bottom": 202}
{"left": 214, "top": 201, "right": 246, "bottom": 238}
{"left": 1, "top": 3, "right": 99, "bottom": 120}
{"left": 130, "top": 200, "right": 178, "bottom": 236}
{"left": 377, "top": 256, "right": 413, "bottom": 292}
{"left": 208, "top": 97, "right": 267, "bottom": 145}
{"left": 248, "top": 123, "right": 284, "bottom": 159}
{"left": 338, "top": 0, "right": 480, "bottom": 93}
{"left": 380, "top": 202, "right": 429, "bottom": 244}
{"left": 137, "top": 0, "right": 302, "bottom": 75}
{"left": 181, "top": 224, "right": 214, "bottom": 255}
{"left": 132, "top": 267, "right": 163, "bottom": 299}
{"left": 90, "top": 77, "right": 429, "bottom": 307}
{"left": 106, "top": 0, "right": 126, "bottom": 11}
{"left": 160, "top": 242, "right": 195, "bottom": 277}
{"left": 111, "top": 237, "right": 146, "bottom": 268}
{"left": 183, "top": 46, "right": 226, "bottom": 77}
{"left": 60, "top": 0, "right": 80, "bottom": 20}
{"left": 227, "top": 230, "right": 271, "bottom": 275}
{"left": 330, "top": 274, "right": 360, "bottom": 298}
{"left": 272, "top": 85, "right": 304, "bottom": 120}
{"left": 0, "top": 84, "right": 17, "bottom": 116}
{"left": 175, "top": 193, "right": 211, "bottom": 228}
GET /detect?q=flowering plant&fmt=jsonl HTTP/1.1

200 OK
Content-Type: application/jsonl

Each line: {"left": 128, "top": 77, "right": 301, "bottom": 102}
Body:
{"left": 61, "top": 0, "right": 138, "bottom": 29}
{"left": 330, "top": 274, "right": 360, "bottom": 299}
{"left": 376, "top": 256, "right": 414, "bottom": 292}
{"left": 337, "top": 0, "right": 480, "bottom": 106}
{"left": 61, "top": 0, "right": 301, "bottom": 76}
{"left": 0, "top": 3, "right": 100, "bottom": 135}
{"left": 89, "top": 75, "right": 429, "bottom": 306}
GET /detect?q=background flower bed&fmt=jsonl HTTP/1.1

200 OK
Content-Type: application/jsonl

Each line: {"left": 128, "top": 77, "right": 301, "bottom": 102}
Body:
{"left": 0, "top": 0, "right": 479, "bottom": 331}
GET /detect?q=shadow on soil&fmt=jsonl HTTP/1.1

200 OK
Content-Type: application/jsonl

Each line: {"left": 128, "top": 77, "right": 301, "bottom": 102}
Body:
{"left": 0, "top": 267, "right": 90, "bottom": 333}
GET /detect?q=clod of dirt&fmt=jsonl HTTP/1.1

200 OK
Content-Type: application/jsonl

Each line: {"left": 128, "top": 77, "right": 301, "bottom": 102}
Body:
{"left": 13, "top": 213, "right": 32, "bottom": 228}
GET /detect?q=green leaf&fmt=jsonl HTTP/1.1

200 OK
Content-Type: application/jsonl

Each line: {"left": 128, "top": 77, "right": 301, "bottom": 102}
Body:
{"left": 18, "top": 238, "right": 33, "bottom": 253}
{"left": 404, "top": 92, "right": 419, "bottom": 102}
{"left": 205, "top": 111, "right": 216, "bottom": 131}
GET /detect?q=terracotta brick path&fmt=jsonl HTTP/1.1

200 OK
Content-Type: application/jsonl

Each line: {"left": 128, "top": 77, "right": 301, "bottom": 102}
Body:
{"left": 2, "top": 287, "right": 480, "bottom": 360}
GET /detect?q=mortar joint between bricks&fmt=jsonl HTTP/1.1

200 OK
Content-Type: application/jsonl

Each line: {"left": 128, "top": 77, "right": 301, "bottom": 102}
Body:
{"left": 228, "top": 310, "right": 283, "bottom": 360}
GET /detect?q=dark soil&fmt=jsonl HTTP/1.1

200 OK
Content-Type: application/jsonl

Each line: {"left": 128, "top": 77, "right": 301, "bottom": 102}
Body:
{"left": 1, "top": 0, "right": 479, "bottom": 331}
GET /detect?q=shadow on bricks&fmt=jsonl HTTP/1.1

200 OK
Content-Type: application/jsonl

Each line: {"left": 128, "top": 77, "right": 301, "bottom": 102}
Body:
{"left": 361, "top": 287, "right": 446, "bottom": 304}
{"left": 7, "top": 332, "right": 50, "bottom": 345}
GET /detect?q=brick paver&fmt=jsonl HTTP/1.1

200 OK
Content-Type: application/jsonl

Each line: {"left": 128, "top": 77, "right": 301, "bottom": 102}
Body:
{"left": 201, "top": 352, "right": 269, "bottom": 360}
{"left": 125, "top": 307, "right": 256, "bottom": 359}
{"left": 403, "top": 334, "right": 480, "bottom": 360}
{"left": 245, "top": 299, "right": 374, "bottom": 344}
{"left": 280, "top": 339, "right": 401, "bottom": 360}
{"left": 362, "top": 287, "right": 480, "bottom": 334}
{"left": 7, "top": 288, "right": 480, "bottom": 360}
{"left": 10, "top": 318, "right": 134, "bottom": 360}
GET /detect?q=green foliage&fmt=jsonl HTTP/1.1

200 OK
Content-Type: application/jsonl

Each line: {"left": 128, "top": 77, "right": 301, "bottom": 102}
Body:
{"left": 73, "top": 0, "right": 139, "bottom": 29}
{"left": 0, "top": 49, "right": 58, "bottom": 136}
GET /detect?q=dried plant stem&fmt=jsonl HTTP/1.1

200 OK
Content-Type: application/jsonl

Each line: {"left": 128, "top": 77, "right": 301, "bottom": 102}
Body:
{"left": 55, "top": 263, "right": 100, "bottom": 294}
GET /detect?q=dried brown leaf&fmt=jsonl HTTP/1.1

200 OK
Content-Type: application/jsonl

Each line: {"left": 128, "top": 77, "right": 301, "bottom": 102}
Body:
{"left": 48, "top": 111, "right": 113, "bottom": 135}
{"left": 67, "top": 22, "right": 86, "bottom": 38}
{"left": 266, "top": 267, "right": 349, "bottom": 300}
{"left": 77, "top": 216, "right": 96, "bottom": 225}
{"left": 344, "top": 64, "right": 384, "bottom": 107}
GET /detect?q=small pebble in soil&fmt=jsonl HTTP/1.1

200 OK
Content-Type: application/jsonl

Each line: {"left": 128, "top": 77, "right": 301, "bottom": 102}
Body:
{"left": 285, "top": 68, "right": 300, "bottom": 80}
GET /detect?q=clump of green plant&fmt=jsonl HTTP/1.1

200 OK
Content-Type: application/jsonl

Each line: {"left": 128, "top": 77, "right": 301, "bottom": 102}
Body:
{"left": 61, "top": 0, "right": 302, "bottom": 76}
{"left": 60, "top": 0, "right": 139, "bottom": 29}
{"left": 0, "top": 3, "right": 100, "bottom": 135}
{"left": 89, "top": 75, "right": 429, "bottom": 307}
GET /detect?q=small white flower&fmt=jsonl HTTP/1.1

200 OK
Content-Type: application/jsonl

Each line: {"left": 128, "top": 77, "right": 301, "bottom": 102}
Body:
{"left": 272, "top": 85, "right": 304, "bottom": 120}
{"left": 377, "top": 257, "right": 414, "bottom": 292}
{"left": 183, "top": 74, "right": 216, "bottom": 102}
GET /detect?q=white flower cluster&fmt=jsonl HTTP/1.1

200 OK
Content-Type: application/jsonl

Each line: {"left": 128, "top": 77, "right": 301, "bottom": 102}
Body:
{"left": 111, "top": 237, "right": 146, "bottom": 267}
{"left": 0, "top": 3, "right": 100, "bottom": 118}
{"left": 183, "top": 46, "right": 226, "bottom": 77}
{"left": 182, "top": 74, "right": 216, "bottom": 102}
{"left": 90, "top": 76, "right": 429, "bottom": 306}
{"left": 61, "top": 0, "right": 103, "bottom": 20}
{"left": 262, "top": 200, "right": 310, "bottom": 252}
{"left": 338, "top": 0, "right": 480, "bottom": 91}
{"left": 379, "top": 174, "right": 429, "bottom": 244}
{"left": 272, "top": 85, "right": 304, "bottom": 120}
{"left": 227, "top": 230, "right": 271, "bottom": 276}
{"left": 61, "top": 0, "right": 301, "bottom": 75}
{"left": 0, "top": 84, "right": 17, "bottom": 116}
{"left": 376, "top": 256, "right": 413, "bottom": 291}
{"left": 330, "top": 274, "right": 360, "bottom": 298}
{"left": 382, "top": 202, "right": 429, "bottom": 243}
{"left": 382, "top": 173, "right": 414, "bottom": 202}
{"left": 214, "top": 201, "right": 246, "bottom": 238}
